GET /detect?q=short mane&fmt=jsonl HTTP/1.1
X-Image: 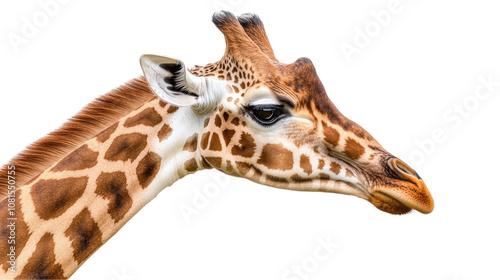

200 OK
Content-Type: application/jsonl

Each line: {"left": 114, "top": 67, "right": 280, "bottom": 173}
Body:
{"left": 0, "top": 76, "right": 155, "bottom": 201}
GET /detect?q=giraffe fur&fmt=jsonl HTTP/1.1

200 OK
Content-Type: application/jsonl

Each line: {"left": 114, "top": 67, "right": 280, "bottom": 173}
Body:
{"left": 0, "top": 11, "right": 433, "bottom": 279}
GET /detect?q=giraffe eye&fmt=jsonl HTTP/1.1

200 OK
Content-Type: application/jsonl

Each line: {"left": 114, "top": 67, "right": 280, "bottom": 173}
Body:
{"left": 247, "top": 104, "right": 287, "bottom": 125}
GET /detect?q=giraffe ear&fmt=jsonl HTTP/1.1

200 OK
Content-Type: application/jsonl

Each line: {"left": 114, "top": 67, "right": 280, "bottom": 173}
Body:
{"left": 140, "top": 55, "right": 206, "bottom": 107}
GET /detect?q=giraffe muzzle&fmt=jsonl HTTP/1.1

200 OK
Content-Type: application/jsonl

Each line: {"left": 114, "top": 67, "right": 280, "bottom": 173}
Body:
{"left": 372, "top": 158, "right": 434, "bottom": 214}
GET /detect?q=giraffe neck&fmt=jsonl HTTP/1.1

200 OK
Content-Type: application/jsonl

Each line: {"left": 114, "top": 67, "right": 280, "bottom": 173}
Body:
{"left": 0, "top": 98, "right": 205, "bottom": 279}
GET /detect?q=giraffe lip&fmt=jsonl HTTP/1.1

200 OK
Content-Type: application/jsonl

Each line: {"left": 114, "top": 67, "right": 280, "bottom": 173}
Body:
{"left": 369, "top": 192, "right": 413, "bottom": 215}
{"left": 372, "top": 178, "right": 434, "bottom": 214}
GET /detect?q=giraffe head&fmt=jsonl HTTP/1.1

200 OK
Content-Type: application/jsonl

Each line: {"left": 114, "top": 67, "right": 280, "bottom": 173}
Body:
{"left": 140, "top": 11, "right": 434, "bottom": 215}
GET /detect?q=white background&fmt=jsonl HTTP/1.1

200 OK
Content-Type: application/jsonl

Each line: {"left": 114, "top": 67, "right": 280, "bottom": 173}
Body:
{"left": 1, "top": 0, "right": 500, "bottom": 279}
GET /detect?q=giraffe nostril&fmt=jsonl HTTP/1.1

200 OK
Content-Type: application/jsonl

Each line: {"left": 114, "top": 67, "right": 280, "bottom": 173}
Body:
{"left": 389, "top": 158, "right": 421, "bottom": 181}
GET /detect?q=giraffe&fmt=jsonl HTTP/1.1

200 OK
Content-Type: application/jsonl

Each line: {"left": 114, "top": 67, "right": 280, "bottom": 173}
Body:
{"left": 0, "top": 11, "right": 433, "bottom": 279}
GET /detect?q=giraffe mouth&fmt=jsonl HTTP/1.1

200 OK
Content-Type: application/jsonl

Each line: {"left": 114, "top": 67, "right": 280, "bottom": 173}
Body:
{"left": 268, "top": 173, "right": 422, "bottom": 215}
{"left": 250, "top": 157, "right": 433, "bottom": 215}
{"left": 370, "top": 178, "right": 434, "bottom": 215}
{"left": 324, "top": 179, "right": 415, "bottom": 215}
{"left": 368, "top": 192, "right": 413, "bottom": 215}
{"left": 367, "top": 158, "right": 434, "bottom": 215}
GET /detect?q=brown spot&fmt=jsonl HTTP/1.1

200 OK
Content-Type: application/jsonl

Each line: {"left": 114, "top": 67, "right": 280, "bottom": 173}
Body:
{"left": 157, "top": 124, "right": 173, "bottom": 142}
{"left": 231, "top": 132, "right": 256, "bottom": 158}
{"left": 234, "top": 98, "right": 240, "bottom": 104}
{"left": 346, "top": 169, "right": 355, "bottom": 177}
{"left": 64, "top": 208, "right": 103, "bottom": 264}
{"left": 232, "top": 85, "right": 240, "bottom": 93}
{"left": 235, "top": 161, "right": 252, "bottom": 175}
{"left": 96, "top": 122, "right": 118, "bottom": 143}
{"left": 31, "top": 177, "right": 88, "bottom": 220}
{"left": 209, "top": 133, "right": 222, "bottom": 151}
{"left": 219, "top": 105, "right": 224, "bottom": 112}
{"left": 95, "top": 171, "right": 132, "bottom": 223}
{"left": 205, "top": 157, "right": 222, "bottom": 168}
{"left": 231, "top": 117, "right": 240, "bottom": 126}
{"left": 136, "top": 152, "right": 162, "bottom": 189}
{"left": 257, "top": 144, "right": 294, "bottom": 171}
{"left": 184, "top": 158, "right": 198, "bottom": 172}
{"left": 323, "top": 121, "right": 340, "bottom": 147}
{"left": 318, "top": 159, "right": 325, "bottom": 170}
{"left": 222, "top": 129, "right": 236, "bottom": 146}
{"left": 159, "top": 100, "right": 168, "bottom": 107}
{"left": 227, "top": 97, "right": 233, "bottom": 102}
{"left": 183, "top": 133, "right": 198, "bottom": 152}
{"left": 201, "top": 132, "right": 210, "bottom": 150}
{"left": 167, "top": 105, "right": 179, "bottom": 114}
{"left": 330, "top": 162, "right": 341, "bottom": 174}
{"left": 344, "top": 138, "right": 365, "bottom": 160}
{"left": 300, "top": 155, "right": 313, "bottom": 174}
{"left": 16, "top": 233, "right": 64, "bottom": 279}
{"left": 105, "top": 133, "right": 148, "bottom": 162}
{"left": 226, "top": 85, "right": 234, "bottom": 93}
{"left": 226, "top": 73, "right": 232, "bottom": 80}
{"left": 319, "top": 173, "right": 330, "bottom": 179}
{"left": 223, "top": 112, "right": 229, "bottom": 122}
{"left": 51, "top": 144, "right": 98, "bottom": 172}
{"left": 214, "top": 115, "right": 222, "bottom": 127}
{"left": 240, "top": 82, "right": 246, "bottom": 89}
{"left": 294, "top": 139, "right": 305, "bottom": 148}
{"left": 218, "top": 75, "right": 225, "bottom": 80}
{"left": 0, "top": 191, "right": 31, "bottom": 273}
{"left": 124, "top": 107, "right": 162, "bottom": 128}
{"left": 204, "top": 118, "right": 210, "bottom": 127}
